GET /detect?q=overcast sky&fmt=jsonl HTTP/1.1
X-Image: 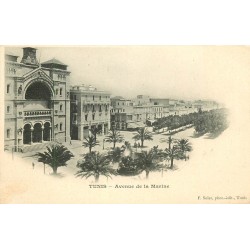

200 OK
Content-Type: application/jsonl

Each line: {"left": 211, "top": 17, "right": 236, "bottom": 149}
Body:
{"left": 5, "top": 46, "right": 250, "bottom": 106}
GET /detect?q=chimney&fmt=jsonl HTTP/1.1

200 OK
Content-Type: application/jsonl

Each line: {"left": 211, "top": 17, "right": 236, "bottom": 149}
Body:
{"left": 21, "top": 47, "right": 39, "bottom": 66}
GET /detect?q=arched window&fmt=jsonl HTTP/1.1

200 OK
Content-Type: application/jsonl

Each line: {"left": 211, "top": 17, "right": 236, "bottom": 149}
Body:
{"left": 25, "top": 82, "right": 52, "bottom": 100}
{"left": 6, "top": 84, "right": 10, "bottom": 94}
{"left": 6, "top": 106, "right": 11, "bottom": 113}
{"left": 6, "top": 129, "right": 10, "bottom": 138}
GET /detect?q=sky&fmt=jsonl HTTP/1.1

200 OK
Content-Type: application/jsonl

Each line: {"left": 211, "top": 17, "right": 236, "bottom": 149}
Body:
{"left": 5, "top": 46, "right": 250, "bottom": 107}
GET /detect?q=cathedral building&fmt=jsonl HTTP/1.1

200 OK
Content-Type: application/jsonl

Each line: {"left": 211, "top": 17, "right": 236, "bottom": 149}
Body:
{"left": 4, "top": 47, "right": 71, "bottom": 153}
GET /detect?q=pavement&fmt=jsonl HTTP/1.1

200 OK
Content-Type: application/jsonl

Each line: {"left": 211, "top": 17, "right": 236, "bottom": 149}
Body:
{"left": 4, "top": 127, "right": 195, "bottom": 179}
{"left": 2, "top": 109, "right": 250, "bottom": 204}
{"left": 21, "top": 128, "right": 194, "bottom": 175}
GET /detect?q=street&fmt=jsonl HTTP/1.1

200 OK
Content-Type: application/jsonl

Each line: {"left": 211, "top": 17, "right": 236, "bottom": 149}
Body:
{"left": 20, "top": 127, "right": 196, "bottom": 177}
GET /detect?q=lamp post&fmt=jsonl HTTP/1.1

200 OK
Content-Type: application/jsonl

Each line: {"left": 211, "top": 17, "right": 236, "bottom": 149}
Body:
{"left": 134, "top": 140, "right": 137, "bottom": 152}
{"left": 103, "top": 138, "right": 105, "bottom": 150}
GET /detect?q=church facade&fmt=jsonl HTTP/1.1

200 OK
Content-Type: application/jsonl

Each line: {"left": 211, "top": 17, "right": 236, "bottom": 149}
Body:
{"left": 5, "top": 47, "right": 71, "bottom": 153}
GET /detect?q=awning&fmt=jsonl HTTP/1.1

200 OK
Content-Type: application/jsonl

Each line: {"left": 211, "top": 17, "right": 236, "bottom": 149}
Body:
{"left": 147, "top": 119, "right": 156, "bottom": 124}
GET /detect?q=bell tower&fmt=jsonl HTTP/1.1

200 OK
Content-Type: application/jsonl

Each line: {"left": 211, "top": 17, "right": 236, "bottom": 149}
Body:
{"left": 21, "top": 47, "right": 39, "bottom": 66}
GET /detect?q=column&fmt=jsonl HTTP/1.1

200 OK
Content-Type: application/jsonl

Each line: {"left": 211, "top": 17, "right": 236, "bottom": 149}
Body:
{"left": 41, "top": 126, "right": 44, "bottom": 143}
{"left": 81, "top": 125, "right": 84, "bottom": 141}
{"left": 88, "top": 125, "right": 91, "bottom": 137}
{"left": 49, "top": 127, "right": 52, "bottom": 141}
{"left": 30, "top": 127, "right": 34, "bottom": 145}
{"left": 102, "top": 123, "right": 105, "bottom": 135}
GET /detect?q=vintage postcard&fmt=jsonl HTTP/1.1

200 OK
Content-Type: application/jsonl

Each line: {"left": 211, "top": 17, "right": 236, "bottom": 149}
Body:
{"left": 0, "top": 45, "right": 249, "bottom": 204}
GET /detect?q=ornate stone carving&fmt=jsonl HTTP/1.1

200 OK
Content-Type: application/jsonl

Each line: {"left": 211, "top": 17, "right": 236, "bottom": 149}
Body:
{"left": 18, "top": 85, "right": 22, "bottom": 95}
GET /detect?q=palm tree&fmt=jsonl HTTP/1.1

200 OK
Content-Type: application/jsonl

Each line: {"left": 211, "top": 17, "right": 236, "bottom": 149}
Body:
{"left": 121, "top": 141, "right": 133, "bottom": 156}
{"left": 105, "top": 128, "right": 124, "bottom": 149}
{"left": 36, "top": 144, "right": 74, "bottom": 174}
{"left": 75, "top": 152, "right": 116, "bottom": 182}
{"left": 164, "top": 146, "right": 181, "bottom": 169}
{"left": 83, "top": 135, "right": 99, "bottom": 153}
{"left": 166, "top": 136, "right": 175, "bottom": 149}
{"left": 136, "top": 148, "right": 161, "bottom": 179}
{"left": 176, "top": 138, "right": 192, "bottom": 160}
{"left": 132, "top": 127, "right": 153, "bottom": 148}
{"left": 117, "top": 156, "right": 142, "bottom": 176}
{"left": 108, "top": 147, "right": 124, "bottom": 164}
{"left": 90, "top": 126, "right": 102, "bottom": 142}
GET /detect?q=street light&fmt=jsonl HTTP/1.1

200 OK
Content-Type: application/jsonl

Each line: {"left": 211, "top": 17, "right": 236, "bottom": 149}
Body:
{"left": 103, "top": 138, "right": 105, "bottom": 150}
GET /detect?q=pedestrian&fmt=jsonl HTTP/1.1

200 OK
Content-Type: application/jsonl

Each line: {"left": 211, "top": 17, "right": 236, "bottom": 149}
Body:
{"left": 32, "top": 162, "right": 35, "bottom": 170}
{"left": 70, "top": 140, "right": 72, "bottom": 145}
{"left": 138, "top": 142, "right": 140, "bottom": 148}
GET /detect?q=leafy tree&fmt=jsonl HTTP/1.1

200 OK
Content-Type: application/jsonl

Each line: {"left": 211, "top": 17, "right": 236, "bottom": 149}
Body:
{"left": 75, "top": 152, "right": 116, "bottom": 182}
{"left": 36, "top": 144, "right": 74, "bottom": 174}
{"left": 135, "top": 148, "right": 161, "bottom": 179}
{"left": 193, "top": 114, "right": 207, "bottom": 134}
{"left": 153, "top": 124, "right": 161, "bottom": 133}
{"left": 132, "top": 127, "right": 153, "bottom": 147}
{"left": 105, "top": 128, "right": 124, "bottom": 149}
{"left": 83, "top": 135, "right": 99, "bottom": 153}
{"left": 193, "top": 109, "right": 228, "bottom": 135}
{"left": 176, "top": 138, "right": 192, "bottom": 160}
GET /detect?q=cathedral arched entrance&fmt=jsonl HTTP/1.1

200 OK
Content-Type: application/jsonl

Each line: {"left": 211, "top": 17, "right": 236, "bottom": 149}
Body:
{"left": 23, "top": 124, "right": 32, "bottom": 145}
{"left": 43, "top": 122, "right": 51, "bottom": 141}
{"left": 25, "top": 81, "right": 52, "bottom": 100}
{"left": 23, "top": 78, "right": 54, "bottom": 145}
{"left": 24, "top": 80, "right": 53, "bottom": 110}
{"left": 33, "top": 123, "right": 42, "bottom": 143}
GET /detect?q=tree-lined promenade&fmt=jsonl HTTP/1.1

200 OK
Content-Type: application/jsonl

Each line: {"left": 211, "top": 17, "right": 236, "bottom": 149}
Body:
{"left": 35, "top": 108, "right": 228, "bottom": 182}
{"left": 153, "top": 108, "right": 228, "bottom": 135}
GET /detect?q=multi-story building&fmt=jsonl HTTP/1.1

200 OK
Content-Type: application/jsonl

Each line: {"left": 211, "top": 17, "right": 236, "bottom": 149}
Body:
{"left": 110, "top": 95, "right": 165, "bottom": 130}
{"left": 150, "top": 98, "right": 170, "bottom": 106}
{"left": 134, "top": 95, "right": 150, "bottom": 105}
{"left": 110, "top": 96, "right": 135, "bottom": 130}
{"left": 70, "top": 84, "right": 111, "bottom": 140}
{"left": 150, "top": 98, "right": 197, "bottom": 116}
{"left": 4, "top": 47, "right": 71, "bottom": 152}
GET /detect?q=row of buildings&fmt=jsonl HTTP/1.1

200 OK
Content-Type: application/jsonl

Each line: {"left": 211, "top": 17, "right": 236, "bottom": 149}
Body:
{"left": 110, "top": 95, "right": 218, "bottom": 130}
{"left": 4, "top": 47, "right": 218, "bottom": 152}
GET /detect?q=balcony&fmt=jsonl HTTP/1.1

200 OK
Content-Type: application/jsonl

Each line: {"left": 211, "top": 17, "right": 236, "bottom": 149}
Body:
{"left": 83, "top": 100, "right": 110, "bottom": 104}
{"left": 24, "top": 110, "right": 52, "bottom": 117}
{"left": 71, "top": 100, "right": 78, "bottom": 104}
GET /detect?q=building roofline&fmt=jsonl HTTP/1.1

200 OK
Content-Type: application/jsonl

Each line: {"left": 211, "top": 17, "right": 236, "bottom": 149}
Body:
{"left": 41, "top": 58, "right": 68, "bottom": 66}
{"left": 70, "top": 89, "right": 111, "bottom": 95}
